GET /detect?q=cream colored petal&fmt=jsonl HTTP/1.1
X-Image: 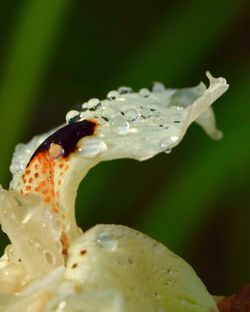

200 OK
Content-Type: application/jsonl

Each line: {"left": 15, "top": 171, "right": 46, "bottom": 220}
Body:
{"left": 0, "top": 187, "right": 64, "bottom": 276}
{"left": 0, "top": 73, "right": 228, "bottom": 311}
{"left": 8, "top": 73, "right": 228, "bottom": 242}
{"left": 62, "top": 224, "right": 218, "bottom": 312}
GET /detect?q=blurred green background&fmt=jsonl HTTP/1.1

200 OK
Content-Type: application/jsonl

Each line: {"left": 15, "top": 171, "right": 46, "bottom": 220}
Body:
{"left": 0, "top": 0, "right": 249, "bottom": 296}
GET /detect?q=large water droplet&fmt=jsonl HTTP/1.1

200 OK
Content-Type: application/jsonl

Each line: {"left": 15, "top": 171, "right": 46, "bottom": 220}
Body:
{"left": 171, "top": 112, "right": 184, "bottom": 123}
{"left": 160, "top": 136, "right": 179, "bottom": 150}
{"left": 110, "top": 116, "right": 129, "bottom": 134}
{"left": 56, "top": 300, "right": 67, "bottom": 312}
{"left": 124, "top": 109, "right": 138, "bottom": 121}
{"left": 117, "top": 86, "right": 133, "bottom": 94}
{"left": 87, "top": 98, "right": 101, "bottom": 110}
{"left": 164, "top": 148, "right": 172, "bottom": 154}
{"left": 107, "top": 90, "right": 119, "bottom": 100}
{"left": 21, "top": 211, "right": 32, "bottom": 224}
{"left": 151, "top": 111, "right": 161, "bottom": 121}
{"left": 9, "top": 163, "right": 20, "bottom": 174}
{"left": 102, "top": 108, "right": 115, "bottom": 119}
{"left": 43, "top": 250, "right": 55, "bottom": 265}
{"left": 152, "top": 82, "right": 165, "bottom": 93}
{"left": 97, "top": 232, "right": 118, "bottom": 251}
{"left": 141, "top": 108, "right": 152, "bottom": 118}
{"left": 29, "top": 239, "right": 41, "bottom": 249}
{"left": 65, "top": 110, "right": 81, "bottom": 124}
{"left": 158, "top": 118, "right": 170, "bottom": 129}
{"left": 94, "top": 107, "right": 104, "bottom": 118}
{"left": 48, "top": 143, "right": 64, "bottom": 160}
{"left": 154, "top": 291, "right": 161, "bottom": 300}
{"left": 78, "top": 138, "right": 107, "bottom": 157}
{"left": 139, "top": 88, "right": 151, "bottom": 97}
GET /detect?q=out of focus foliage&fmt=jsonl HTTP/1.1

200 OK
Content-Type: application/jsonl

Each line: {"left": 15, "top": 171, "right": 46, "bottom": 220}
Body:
{"left": 0, "top": 0, "right": 249, "bottom": 296}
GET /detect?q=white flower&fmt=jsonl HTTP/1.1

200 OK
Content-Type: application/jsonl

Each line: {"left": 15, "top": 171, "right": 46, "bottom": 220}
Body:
{"left": 0, "top": 73, "right": 228, "bottom": 311}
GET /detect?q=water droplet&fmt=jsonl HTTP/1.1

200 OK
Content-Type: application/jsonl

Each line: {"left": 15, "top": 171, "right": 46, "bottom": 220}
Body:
{"left": 107, "top": 90, "right": 119, "bottom": 100}
{"left": 139, "top": 88, "right": 151, "bottom": 97}
{"left": 124, "top": 109, "right": 138, "bottom": 121}
{"left": 5, "top": 245, "right": 19, "bottom": 262}
{"left": 117, "top": 86, "right": 133, "bottom": 94}
{"left": 87, "top": 98, "right": 101, "bottom": 110}
{"left": 48, "top": 143, "right": 64, "bottom": 159}
{"left": 56, "top": 300, "right": 67, "bottom": 312}
{"left": 158, "top": 118, "right": 169, "bottom": 129}
{"left": 171, "top": 112, "right": 184, "bottom": 123}
{"left": 78, "top": 138, "right": 107, "bottom": 157}
{"left": 160, "top": 136, "right": 179, "bottom": 149}
{"left": 152, "top": 82, "right": 165, "bottom": 93}
{"left": 164, "top": 148, "right": 172, "bottom": 154}
{"left": 151, "top": 111, "right": 161, "bottom": 120}
{"left": 97, "top": 232, "right": 118, "bottom": 251}
{"left": 30, "top": 239, "right": 41, "bottom": 249}
{"left": 65, "top": 110, "right": 81, "bottom": 124}
{"left": 21, "top": 211, "right": 32, "bottom": 224}
{"left": 167, "top": 268, "right": 175, "bottom": 275}
{"left": 94, "top": 107, "right": 104, "bottom": 118}
{"left": 110, "top": 116, "right": 129, "bottom": 134}
{"left": 154, "top": 291, "right": 161, "bottom": 299}
{"left": 141, "top": 108, "right": 152, "bottom": 118}
{"left": 149, "top": 104, "right": 158, "bottom": 111}
{"left": 81, "top": 102, "right": 88, "bottom": 110}
{"left": 9, "top": 163, "right": 20, "bottom": 174}
{"left": 44, "top": 250, "right": 55, "bottom": 265}
{"left": 103, "top": 108, "right": 115, "bottom": 119}
{"left": 80, "top": 110, "right": 94, "bottom": 120}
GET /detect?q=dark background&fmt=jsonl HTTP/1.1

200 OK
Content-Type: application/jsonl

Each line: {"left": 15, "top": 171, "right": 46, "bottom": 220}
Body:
{"left": 0, "top": 0, "right": 249, "bottom": 296}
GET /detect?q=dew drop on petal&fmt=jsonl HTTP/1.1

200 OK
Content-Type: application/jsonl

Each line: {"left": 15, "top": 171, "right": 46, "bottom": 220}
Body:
{"left": 9, "top": 163, "right": 20, "bottom": 174}
{"left": 81, "top": 102, "right": 88, "bottom": 110}
{"left": 110, "top": 116, "right": 129, "bottom": 134}
{"left": 117, "top": 86, "right": 133, "bottom": 94}
{"left": 56, "top": 300, "right": 67, "bottom": 312}
{"left": 21, "top": 211, "right": 32, "bottom": 224}
{"left": 171, "top": 112, "right": 184, "bottom": 123}
{"left": 124, "top": 109, "right": 138, "bottom": 121}
{"left": 158, "top": 118, "right": 169, "bottom": 129}
{"left": 43, "top": 250, "right": 55, "bottom": 265}
{"left": 139, "top": 88, "right": 151, "bottom": 97}
{"left": 160, "top": 136, "right": 179, "bottom": 149}
{"left": 164, "top": 148, "right": 172, "bottom": 154}
{"left": 65, "top": 110, "right": 81, "bottom": 124}
{"left": 97, "top": 232, "right": 118, "bottom": 251}
{"left": 103, "top": 108, "right": 116, "bottom": 119}
{"left": 78, "top": 139, "right": 107, "bottom": 157}
{"left": 107, "top": 90, "right": 119, "bottom": 100}
{"left": 152, "top": 82, "right": 165, "bottom": 93}
{"left": 87, "top": 98, "right": 100, "bottom": 109}
{"left": 154, "top": 291, "right": 161, "bottom": 300}
{"left": 29, "top": 239, "right": 41, "bottom": 249}
{"left": 151, "top": 111, "right": 161, "bottom": 121}
{"left": 48, "top": 143, "right": 64, "bottom": 159}
{"left": 94, "top": 107, "right": 104, "bottom": 118}
{"left": 141, "top": 108, "right": 152, "bottom": 118}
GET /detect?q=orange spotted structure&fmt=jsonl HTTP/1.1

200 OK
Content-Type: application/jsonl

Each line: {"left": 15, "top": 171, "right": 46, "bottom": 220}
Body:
{"left": 19, "top": 120, "right": 97, "bottom": 256}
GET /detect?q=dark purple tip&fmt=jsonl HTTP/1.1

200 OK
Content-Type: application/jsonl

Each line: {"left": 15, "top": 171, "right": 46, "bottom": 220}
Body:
{"left": 29, "top": 120, "right": 97, "bottom": 164}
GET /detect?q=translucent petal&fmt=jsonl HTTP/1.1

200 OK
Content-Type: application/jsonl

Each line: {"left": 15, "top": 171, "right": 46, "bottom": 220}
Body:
{"left": 0, "top": 73, "right": 228, "bottom": 311}
{"left": 8, "top": 73, "right": 228, "bottom": 245}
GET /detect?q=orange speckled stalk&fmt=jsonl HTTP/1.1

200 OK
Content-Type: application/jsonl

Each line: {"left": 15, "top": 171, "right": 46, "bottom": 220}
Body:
{"left": 20, "top": 119, "right": 97, "bottom": 256}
